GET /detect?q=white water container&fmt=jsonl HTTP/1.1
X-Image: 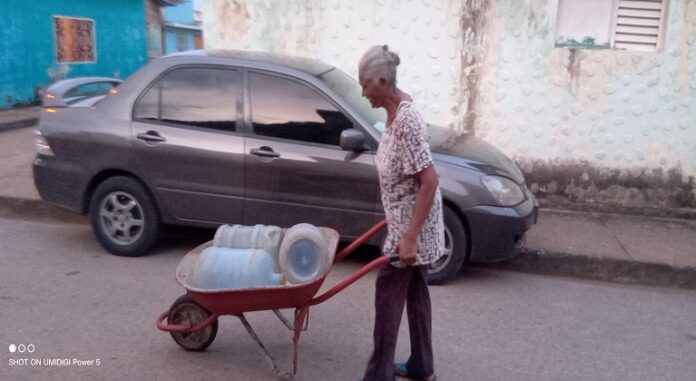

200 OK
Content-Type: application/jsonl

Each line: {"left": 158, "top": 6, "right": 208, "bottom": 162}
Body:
{"left": 213, "top": 224, "right": 284, "bottom": 272}
{"left": 279, "top": 223, "right": 331, "bottom": 284}
{"left": 194, "top": 247, "right": 282, "bottom": 290}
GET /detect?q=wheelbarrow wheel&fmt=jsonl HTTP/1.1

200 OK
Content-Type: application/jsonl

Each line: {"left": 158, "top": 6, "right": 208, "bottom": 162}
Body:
{"left": 168, "top": 295, "right": 218, "bottom": 351}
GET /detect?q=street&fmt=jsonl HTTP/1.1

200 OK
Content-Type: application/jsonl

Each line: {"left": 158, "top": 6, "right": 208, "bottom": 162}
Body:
{"left": 1, "top": 216, "right": 695, "bottom": 381}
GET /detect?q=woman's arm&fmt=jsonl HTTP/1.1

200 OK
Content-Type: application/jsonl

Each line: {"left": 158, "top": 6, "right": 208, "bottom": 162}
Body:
{"left": 398, "top": 164, "right": 439, "bottom": 265}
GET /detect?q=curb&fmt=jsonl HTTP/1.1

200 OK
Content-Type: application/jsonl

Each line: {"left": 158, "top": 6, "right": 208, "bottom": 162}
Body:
{"left": 0, "top": 195, "right": 86, "bottom": 224}
{"left": 1, "top": 194, "right": 694, "bottom": 290}
{"left": 0, "top": 118, "right": 39, "bottom": 133}
{"left": 538, "top": 198, "right": 696, "bottom": 221}
{"left": 477, "top": 248, "right": 696, "bottom": 290}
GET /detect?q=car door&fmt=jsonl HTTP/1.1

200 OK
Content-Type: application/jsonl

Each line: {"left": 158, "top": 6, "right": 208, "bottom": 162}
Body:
{"left": 131, "top": 66, "right": 246, "bottom": 225}
{"left": 242, "top": 71, "right": 381, "bottom": 239}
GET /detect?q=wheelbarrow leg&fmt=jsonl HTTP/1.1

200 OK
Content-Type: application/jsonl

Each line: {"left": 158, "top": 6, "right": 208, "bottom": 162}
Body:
{"left": 292, "top": 307, "right": 309, "bottom": 376}
{"left": 273, "top": 309, "right": 309, "bottom": 332}
{"left": 273, "top": 309, "right": 295, "bottom": 330}
{"left": 238, "top": 313, "right": 293, "bottom": 379}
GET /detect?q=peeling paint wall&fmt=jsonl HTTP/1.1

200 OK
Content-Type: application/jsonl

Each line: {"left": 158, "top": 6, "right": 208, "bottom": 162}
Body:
{"left": 479, "top": 0, "right": 696, "bottom": 207}
{"left": 203, "top": 0, "right": 696, "bottom": 208}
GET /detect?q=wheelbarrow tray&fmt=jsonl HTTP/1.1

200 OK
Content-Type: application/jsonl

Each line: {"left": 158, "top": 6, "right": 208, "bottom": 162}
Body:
{"left": 175, "top": 227, "right": 340, "bottom": 316}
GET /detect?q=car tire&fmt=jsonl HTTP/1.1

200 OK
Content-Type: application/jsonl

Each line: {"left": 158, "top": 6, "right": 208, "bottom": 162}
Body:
{"left": 427, "top": 206, "right": 468, "bottom": 285}
{"left": 89, "top": 176, "right": 160, "bottom": 257}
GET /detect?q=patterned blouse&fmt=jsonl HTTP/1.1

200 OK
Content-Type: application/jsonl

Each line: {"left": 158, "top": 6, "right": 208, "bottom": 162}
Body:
{"left": 375, "top": 101, "right": 445, "bottom": 266}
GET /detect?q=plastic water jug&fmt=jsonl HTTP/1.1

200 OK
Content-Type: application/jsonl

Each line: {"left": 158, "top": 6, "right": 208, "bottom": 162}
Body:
{"left": 213, "top": 224, "right": 284, "bottom": 272}
{"left": 195, "top": 247, "right": 282, "bottom": 290}
{"left": 279, "top": 223, "right": 331, "bottom": 284}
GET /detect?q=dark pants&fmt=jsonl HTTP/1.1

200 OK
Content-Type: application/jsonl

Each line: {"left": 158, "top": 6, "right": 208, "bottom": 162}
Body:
{"left": 362, "top": 264, "right": 434, "bottom": 381}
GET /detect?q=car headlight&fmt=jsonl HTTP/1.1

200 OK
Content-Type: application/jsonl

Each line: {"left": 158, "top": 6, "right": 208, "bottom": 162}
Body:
{"left": 34, "top": 130, "right": 54, "bottom": 156}
{"left": 481, "top": 175, "right": 525, "bottom": 206}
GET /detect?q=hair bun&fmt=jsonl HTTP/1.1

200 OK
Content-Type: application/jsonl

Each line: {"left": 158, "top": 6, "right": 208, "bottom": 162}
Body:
{"left": 382, "top": 45, "right": 400, "bottom": 66}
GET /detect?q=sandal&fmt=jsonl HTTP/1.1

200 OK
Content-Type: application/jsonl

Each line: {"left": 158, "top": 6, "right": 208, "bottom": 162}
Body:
{"left": 394, "top": 362, "right": 437, "bottom": 381}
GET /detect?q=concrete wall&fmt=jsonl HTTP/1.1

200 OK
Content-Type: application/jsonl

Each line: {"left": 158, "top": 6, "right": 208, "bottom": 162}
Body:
{"left": 146, "top": 0, "right": 166, "bottom": 61}
{"left": 202, "top": 0, "right": 696, "bottom": 208}
{"left": 0, "top": 0, "right": 149, "bottom": 109}
{"left": 478, "top": 0, "right": 696, "bottom": 208}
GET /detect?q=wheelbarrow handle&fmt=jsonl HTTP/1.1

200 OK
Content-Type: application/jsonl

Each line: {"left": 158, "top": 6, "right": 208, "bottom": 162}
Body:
{"left": 302, "top": 254, "right": 399, "bottom": 307}
{"left": 334, "top": 219, "right": 387, "bottom": 262}
{"left": 155, "top": 310, "right": 219, "bottom": 333}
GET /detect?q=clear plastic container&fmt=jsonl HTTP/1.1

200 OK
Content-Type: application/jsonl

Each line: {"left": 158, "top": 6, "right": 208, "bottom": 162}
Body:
{"left": 279, "top": 223, "right": 331, "bottom": 284}
{"left": 213, "top": 224, "right": 284, "bottom": 272}
{"left": 194, "top": 247, "right": 281, "bottom": 290}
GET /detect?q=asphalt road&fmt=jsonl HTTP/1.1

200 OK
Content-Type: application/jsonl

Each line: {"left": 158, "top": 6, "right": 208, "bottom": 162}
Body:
{"left": 1, "top": 217, "right": 695, "bottom": 381}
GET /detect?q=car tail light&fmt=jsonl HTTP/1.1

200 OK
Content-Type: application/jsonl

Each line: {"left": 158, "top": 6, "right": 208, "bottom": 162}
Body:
{"left": 34, "top": 130, "right": 54, "bottom": 156}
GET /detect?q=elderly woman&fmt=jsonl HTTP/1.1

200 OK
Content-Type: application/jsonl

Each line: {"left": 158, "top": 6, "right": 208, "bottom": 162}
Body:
{"left": 358, "top": 45, "right": 443, "bottom": 381}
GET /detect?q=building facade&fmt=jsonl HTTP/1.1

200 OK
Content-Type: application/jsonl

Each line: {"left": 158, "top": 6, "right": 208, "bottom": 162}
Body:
{"left": 202, "top": 0, "right": 696, "bottom": 208}
{"left": 0, "top": 0, "right": 180, "bottom": 110}
{"left": 163, "top": 0, "right": 203, "bottom": 54}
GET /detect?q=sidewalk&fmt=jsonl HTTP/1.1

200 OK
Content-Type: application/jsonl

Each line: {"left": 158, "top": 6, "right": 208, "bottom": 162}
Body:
{"left": 1, "top": 111, "right": 695, "bottom": 290}
{"left": 0, "top": 105, "right": 41, "bottom": 133}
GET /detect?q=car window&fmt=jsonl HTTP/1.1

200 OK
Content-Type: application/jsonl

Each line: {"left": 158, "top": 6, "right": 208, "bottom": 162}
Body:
{"left": 249, "top": 72, "right": 353, "bottom": 146}
{"left": 134, "top": 67, "right": 239, "bottom": 132}
{"left": 318, "top": 68, "right": 386, "bottom": 134}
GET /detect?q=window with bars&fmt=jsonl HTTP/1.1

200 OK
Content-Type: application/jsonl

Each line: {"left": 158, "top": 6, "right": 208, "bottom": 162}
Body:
{"left": 54, "top": 16, "right": 96, "bottom": 63}
{"left": 555, "top": 0, "right": 668, "bottom": 52}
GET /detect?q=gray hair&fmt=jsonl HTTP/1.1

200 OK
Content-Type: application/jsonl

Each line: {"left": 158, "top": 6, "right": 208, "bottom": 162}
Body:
{"left": 359, "top": 45, "right": 400, "bottom": 89}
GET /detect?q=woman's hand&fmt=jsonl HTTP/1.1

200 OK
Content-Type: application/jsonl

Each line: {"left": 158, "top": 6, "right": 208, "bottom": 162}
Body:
{"left": 398, "top": 234, "right": 418, "bottom": 266}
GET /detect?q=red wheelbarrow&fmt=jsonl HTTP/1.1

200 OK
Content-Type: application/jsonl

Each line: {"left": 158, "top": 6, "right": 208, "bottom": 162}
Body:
{"left": 156, "top": 220, "right": 392, "bottom": 378}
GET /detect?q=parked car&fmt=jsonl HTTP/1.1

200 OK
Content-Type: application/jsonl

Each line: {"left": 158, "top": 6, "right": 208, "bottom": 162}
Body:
{"left": 33, "top": 50, "right": 537, "bottom": 284}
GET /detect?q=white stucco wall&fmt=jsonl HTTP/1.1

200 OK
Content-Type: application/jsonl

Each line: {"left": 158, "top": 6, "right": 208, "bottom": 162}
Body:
{"left": 480, "top": 0, "right": 696, "bottom": 178}
{"left": 201, "top": 0, "right": 463, "bottom": 127}
{"left": 201, "top": 0, "right": 696, "bottom": 181}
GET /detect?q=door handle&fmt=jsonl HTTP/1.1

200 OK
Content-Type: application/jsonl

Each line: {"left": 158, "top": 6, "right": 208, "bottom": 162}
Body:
{"left": 136, "top": 131, "right": 166, "bottom": 143}
{"left": 250, "top": 147, "right": 280, "bottom": 158}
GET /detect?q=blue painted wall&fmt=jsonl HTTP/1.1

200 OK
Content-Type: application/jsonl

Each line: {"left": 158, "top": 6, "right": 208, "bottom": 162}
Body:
{"left": 0, "top": 0, "right": 148, "bottom": 109}
{"left": 164, "top": 0, "right": 194, "bottom": 24}
{"left": 163, "top": 0, "right": 200, "bottom": 54}
{"left": 164, "top": 28, "right": 198, "bottom": 53}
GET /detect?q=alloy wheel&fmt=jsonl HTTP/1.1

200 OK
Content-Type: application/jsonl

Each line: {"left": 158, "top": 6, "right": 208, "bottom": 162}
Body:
{"left": 98, "top": 191, "right": 145, "bottom": 245}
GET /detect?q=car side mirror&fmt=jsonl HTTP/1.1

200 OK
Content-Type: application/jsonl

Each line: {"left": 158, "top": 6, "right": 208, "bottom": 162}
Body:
{"left": 339, "top": 129, "right": 366, "bottom": 151}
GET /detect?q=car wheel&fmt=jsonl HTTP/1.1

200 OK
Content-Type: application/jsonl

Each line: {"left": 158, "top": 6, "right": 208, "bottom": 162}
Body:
{"left": 89, "top": 176, "right": 160, "bottom": 257}
{"left": 427, "top": 206, "right": 468, "bottom": 285}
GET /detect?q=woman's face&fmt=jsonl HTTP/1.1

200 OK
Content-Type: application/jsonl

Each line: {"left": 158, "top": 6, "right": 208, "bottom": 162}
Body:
{"left": 359, "top": 74, "right": 387, "bottom": 109}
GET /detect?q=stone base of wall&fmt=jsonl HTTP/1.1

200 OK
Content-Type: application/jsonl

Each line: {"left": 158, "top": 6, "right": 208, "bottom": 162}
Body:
{"left": 516, "top": 158, "right": 696, "bottom": 217}
{"left": 538, "top": 196, "right": 696, "bottom": 220}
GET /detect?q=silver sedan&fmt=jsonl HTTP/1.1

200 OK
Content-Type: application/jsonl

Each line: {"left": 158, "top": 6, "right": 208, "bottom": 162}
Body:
{"left": 33, "top": 50, "right": 537, "bottom": 284}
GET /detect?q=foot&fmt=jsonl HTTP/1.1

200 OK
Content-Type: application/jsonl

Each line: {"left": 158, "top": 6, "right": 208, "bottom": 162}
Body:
{"left": 394, "top": 362, "right": 436, "bottom": 381}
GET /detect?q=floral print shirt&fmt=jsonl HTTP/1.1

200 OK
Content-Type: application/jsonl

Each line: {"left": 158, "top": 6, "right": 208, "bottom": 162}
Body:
{"left": 375, "top": 101, "right": 445, "bottom": 266}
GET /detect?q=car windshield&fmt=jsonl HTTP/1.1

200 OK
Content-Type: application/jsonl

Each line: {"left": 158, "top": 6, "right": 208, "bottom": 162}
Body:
{"left": 318, "top": 68, "right": 387, "bottom": 133}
